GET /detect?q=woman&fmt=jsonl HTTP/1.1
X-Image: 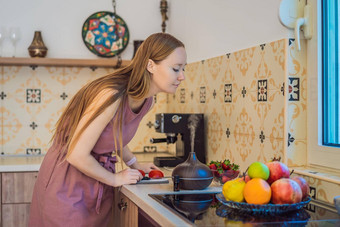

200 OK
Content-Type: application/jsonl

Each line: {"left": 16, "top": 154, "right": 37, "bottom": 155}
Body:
{"left": 29, "top": 32, "right": 186, "bottom": 226}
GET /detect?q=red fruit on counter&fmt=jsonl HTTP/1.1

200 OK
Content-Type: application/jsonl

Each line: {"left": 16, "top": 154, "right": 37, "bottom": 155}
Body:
{"left": 291, "top": 176, "right": 310, "bottom": 200}
{"left": 221, "top": 176, "right": 230, "bottom": 183}
{"left": 148, "top": 170, "right": 164, "bottom": 179}
{"left": 214, "top": 171, "right": 221, "bottom": 177}
{"left": 271, "top": 178, "right": 302, "bottom": 204}
{"left": 266, "top": 161, "right": 290, "bottom": 184}
{"left": 222, "top": 160, "right": 231, "bottom": 170}
{"left": 138, "top": 169, "right": 145, "bottom": 177}
{"left": 243, "top": 175, "right": 251, "bottom": 183}
{"left": 209, "top": 163, "right": 217, "bottom": 170}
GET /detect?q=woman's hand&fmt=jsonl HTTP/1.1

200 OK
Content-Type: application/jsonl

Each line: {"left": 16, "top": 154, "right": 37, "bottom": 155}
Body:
{"left": 112, "top": 169, "right": 143, "bottom": 187}
{"left": 136, "top": 162, "right": 160, "bottom": 173}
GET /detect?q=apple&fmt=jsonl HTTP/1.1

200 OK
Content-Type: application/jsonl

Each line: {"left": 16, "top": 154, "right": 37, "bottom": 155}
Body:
{"left": 244, "top": 175, "right": 250, "bottom": 183}
{"left": 266, "top": 161, "right": 290, "bottom": 184}
{"left": 291, "top": 176, "right": 310, "bottom": 200}
{"left": 239, "top": 175, "right": 250, "bottom": 183}
{"left": 271, "top": 178, "right": 302, "bottom": 204}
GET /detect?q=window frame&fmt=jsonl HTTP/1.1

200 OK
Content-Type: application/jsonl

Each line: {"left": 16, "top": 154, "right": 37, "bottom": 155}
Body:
{"left": 307, "top": 0, "right": 340, "bottom": 170}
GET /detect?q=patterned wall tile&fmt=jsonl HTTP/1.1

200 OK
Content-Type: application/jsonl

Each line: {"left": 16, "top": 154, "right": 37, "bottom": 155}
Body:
{"left": 207, "top": 108, "right": 224, "bottom": 155}
{"left": 203, "top": 56, "right": 225, "bottom": 92}
{"left": 265, "top": 39, "right": 286, "bottom": 90}
{"left": 301, "top": 175, "right": 340, "bottom": 204}
{"left": 286, "top": 38, "right": 307, "bottom": 165}
{"left": 287, "top": 139, "right": 307, "bottom": 167}
{"left": 167, "top": 39, "right": 288, "bottom": 172}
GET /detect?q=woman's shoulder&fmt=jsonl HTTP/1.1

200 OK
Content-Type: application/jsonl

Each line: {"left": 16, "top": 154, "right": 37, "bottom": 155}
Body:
{"left": 85, "top": 88, "right": 122, "bottom": 116}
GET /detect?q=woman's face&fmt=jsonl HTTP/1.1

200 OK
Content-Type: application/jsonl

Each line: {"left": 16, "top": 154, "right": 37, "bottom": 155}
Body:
{"left": 148, "top": 47, "right": 187, "bottom": 94}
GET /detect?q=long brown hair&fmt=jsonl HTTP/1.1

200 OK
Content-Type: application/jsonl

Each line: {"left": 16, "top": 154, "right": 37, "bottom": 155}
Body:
{"left": 52, "top": 33, "right": 185, "bottom": 162}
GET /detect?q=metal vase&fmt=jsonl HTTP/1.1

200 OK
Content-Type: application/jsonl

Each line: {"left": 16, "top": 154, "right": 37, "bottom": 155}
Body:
{"left": 28, "top": 31, "right": 48, "bottom": 58}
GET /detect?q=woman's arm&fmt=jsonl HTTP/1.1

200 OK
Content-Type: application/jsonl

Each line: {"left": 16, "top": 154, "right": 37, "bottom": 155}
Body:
{"left": 122, "top": 146, "right": 159, "bottom": 173}
{"left": 66, "top": 90, "right": 142, "bottom": 187}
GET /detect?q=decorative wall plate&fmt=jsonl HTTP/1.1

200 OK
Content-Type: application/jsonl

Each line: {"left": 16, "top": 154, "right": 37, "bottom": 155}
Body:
{"left": 82, "top": 11, "right": 129, "bottom": 58}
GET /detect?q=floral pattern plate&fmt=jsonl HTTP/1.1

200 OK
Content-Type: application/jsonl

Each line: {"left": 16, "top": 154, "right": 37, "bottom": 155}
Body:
{"left": 82, "top": 11, "right": 129, "bottom": 58}
{"left": 216, "top": 193, "right": 311, "bottom": 214}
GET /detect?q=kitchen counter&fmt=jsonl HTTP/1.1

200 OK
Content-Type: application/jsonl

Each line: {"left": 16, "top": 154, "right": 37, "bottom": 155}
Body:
{"left": 0, "top": 152, "right": 172, "bottom": 172}
{"left": 120, "top": 179, "right": 222, "bottom": 227}
{"left": 0, "top": 155, "right": 44, "bottom": 172}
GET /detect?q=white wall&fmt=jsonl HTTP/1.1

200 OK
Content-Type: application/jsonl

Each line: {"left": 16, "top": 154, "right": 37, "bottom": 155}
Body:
{"left": 0, "top": 0, "right": 291, "bottom": 63}
{"left": 168, "top": 0, "right": 291, "bottom": 62}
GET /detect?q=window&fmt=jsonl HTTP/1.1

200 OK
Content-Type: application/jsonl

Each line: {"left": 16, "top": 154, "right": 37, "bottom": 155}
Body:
{"left": 322, "top": 0, "right": 340, "bottom": 146}
{"left": 308, "top": 0, "right": 340, "bottom": 170}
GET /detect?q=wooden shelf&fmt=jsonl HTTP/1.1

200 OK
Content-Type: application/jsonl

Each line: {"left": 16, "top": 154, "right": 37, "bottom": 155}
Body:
{"left": 0, "top": 57, "right": 131, "bottom": 69}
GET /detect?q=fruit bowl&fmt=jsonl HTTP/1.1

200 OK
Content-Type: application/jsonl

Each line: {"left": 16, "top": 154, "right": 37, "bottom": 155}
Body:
{"left": 208, "top": 159, "right": 240, "bottom": 185}
{"left": 212, "top": 169, "right": 240, "bottom": 185}
{"left": 216, "top": 193, "right": 311, "bottom": 214}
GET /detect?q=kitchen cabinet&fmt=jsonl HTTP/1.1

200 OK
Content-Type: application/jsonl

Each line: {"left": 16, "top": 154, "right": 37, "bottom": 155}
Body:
{"left": 113, "top": 188, "right": 160, "bottom": 227}
{"left": 1, "top": 172, "right": 38, "bottom": 227}
{"left": 114, "top": 188, "right": 138, "bottom": 226}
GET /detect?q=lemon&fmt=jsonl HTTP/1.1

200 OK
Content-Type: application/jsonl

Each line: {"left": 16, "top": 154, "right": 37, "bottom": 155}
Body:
{"left": 248, "top": 162, "right": 270, "bottom": 180}
{"left": 222, "top": 178, "right": 246, "bottom": 202}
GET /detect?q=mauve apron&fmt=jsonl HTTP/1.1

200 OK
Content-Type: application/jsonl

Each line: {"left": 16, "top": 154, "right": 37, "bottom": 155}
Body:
{"left": 29, "top": 96, "right": 152, "bottom": 227}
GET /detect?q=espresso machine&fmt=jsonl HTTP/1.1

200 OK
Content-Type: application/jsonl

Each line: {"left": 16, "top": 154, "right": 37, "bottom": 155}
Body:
{"left": 150, "top": 113, "right": 206, "bottom": 167}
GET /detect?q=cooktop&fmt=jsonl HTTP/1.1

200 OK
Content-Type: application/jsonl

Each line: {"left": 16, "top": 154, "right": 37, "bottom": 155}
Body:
{"left": 149, "top": 192, "right": 340, "bottom": 226}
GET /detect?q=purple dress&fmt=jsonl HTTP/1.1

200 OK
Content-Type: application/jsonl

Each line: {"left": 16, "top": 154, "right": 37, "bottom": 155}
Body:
{"left": 29, "top": 97, "right": 153, "bottom": 227}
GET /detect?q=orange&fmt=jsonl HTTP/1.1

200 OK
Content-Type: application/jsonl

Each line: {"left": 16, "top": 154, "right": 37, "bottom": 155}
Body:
{"left": 243, "top": 178, "right": 271, "bottom": 205}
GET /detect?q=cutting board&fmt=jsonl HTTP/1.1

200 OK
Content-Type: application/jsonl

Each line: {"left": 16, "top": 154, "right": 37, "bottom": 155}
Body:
{"left": 137, "top": 178, "right": 169, "bottom": 184}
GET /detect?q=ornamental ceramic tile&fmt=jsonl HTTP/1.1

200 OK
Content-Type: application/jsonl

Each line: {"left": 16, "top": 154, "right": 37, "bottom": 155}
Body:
{"left": 224, "top": 93, "right": 244, "bottom": 141}
{"left": 241, "top": 46, "right": 261, "bottom": 93}
{"left": 3, "top": 86, "right": 33, "bottom": 127}
{"left": 287, "top": 139, "right": 307, "bottom": 166}
{"left": 269, "top": 39, "right": 286, "bottom": 72}
{"left": 2, "top": 66, "right": 30, "bottom": 100}
{"left": 286, "top": 39, "right": 307, "bottom": 141}
{"left": 265, "top": 39, "right": 286, "bottom": 91}
{"left": 301, "top": 175, "right": 340, "bottom": 204}
{"left": 198, "top": 61, "right": 210, "bottom": 85}
{"left": 1, "top": 106, "right": 23, "bottom": 149}
{"left": 234, "top": 46, "right": 257, "bottom": 78}
{"left": 203, "top": 55, "right": 224, "bottom": 92}
{"left": 184, "top": 61, "right": 200, "bottom": 84}
{"left": 266, "top": 90, "right": 285, "bottom": 139}
{"left": 2, "top": 126, "right": 32, "bottom": 155}
{"left": 233, "top": 132, "right": 256, "bottom": 164}
{"left": 63, "top": 67, "right": 92, "bottom": 98}
{"left": 219, "top": 134, "right": 239, "bottom": 166}
{"left": 44, "top": 67, "right": 78, "bottom": 87}
{"left": 207, "top": 107, "right": 224, "bottom": 155}
{"left": 243, "top": 91, "right": 261, "bottom": 136}
{"left": 288, "top": 102, "right": 307, "bottom": 140}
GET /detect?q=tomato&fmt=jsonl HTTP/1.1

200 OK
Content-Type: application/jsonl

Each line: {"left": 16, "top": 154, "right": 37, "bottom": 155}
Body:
{"left": 138, "top": 169, "right": 145, "bottom": 177}
{"left": 148, "top": 170, "right": 164, "bottom": 179}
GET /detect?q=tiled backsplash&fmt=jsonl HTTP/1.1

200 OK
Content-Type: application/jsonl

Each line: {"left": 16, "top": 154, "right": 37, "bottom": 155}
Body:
{"left": 166, "top": 40, "right": 288, "bottom": 169}
{"left": 1, "top": 38, "right": 339, "bottom": 204}
{"left": 0, "top": 66, "right": 169, "bottom": 155}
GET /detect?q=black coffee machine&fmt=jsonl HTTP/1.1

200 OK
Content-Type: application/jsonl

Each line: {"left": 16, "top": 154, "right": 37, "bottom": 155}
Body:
{"left": 150, "top": 113, "right": 206, "bottom": 167}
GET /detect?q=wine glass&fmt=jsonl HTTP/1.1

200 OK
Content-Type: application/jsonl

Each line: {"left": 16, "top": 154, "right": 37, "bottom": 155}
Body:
{"left": 9, "top": 27, "right": 21, "bottom": 57}
{"left": 0, "top": 27, "right": 7, "bottom": 57}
